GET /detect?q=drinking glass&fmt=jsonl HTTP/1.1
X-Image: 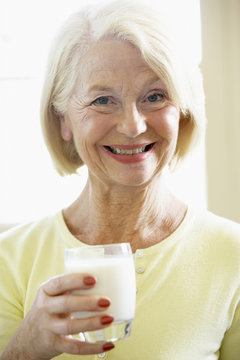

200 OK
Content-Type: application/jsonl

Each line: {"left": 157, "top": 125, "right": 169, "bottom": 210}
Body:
{"left": 65, "top": 243, "right": 136, "bottom": 343}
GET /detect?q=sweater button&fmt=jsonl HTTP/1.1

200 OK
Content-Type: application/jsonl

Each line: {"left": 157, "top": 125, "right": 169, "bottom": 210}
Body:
{"left": 136, "top": 266, "right": 145, "bottom": 274}
{"left": 136, "top": 250, "right": 144, "bottom": 258}
{"left": 98, "top": 352, "right": 106, "bottom": 358}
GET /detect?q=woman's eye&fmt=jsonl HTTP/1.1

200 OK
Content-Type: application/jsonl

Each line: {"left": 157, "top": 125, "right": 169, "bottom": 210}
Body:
{"left": 92, "top": 96, "right": 110, "bottom": 105}
{"left": 147, "top": 93, "right": 165, "bottom": 103}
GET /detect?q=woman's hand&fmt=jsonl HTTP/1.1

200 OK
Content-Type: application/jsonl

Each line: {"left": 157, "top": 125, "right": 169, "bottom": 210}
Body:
{"left": 1, "top": 273, "right": 115, "bottom": 360}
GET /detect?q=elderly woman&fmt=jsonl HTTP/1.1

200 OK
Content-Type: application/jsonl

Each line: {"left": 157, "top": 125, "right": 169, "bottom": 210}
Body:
{"left": 1, "top": 1, "right": 240, "bottom": 359}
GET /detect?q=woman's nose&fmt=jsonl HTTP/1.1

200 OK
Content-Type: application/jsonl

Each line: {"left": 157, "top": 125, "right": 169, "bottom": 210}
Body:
{"left": 116, "top": 103, "right": 147, "bottom": 137}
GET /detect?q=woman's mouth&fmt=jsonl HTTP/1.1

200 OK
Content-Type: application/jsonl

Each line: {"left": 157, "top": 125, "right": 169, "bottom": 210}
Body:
{"left": 104, "top": 143, "right": 155, "bottom": 155}
{"left": 101, "top": 143, "right": 156, "bottom": 164}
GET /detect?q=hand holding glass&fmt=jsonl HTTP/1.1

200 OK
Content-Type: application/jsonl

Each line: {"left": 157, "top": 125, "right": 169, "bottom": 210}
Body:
{"left": 64, "top": 243, "right": 136, "bottom": 343}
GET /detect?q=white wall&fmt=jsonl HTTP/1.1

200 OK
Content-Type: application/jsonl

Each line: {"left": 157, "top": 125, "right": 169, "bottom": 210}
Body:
{"left": 201, "top": 0, "right": 240, "bottom": 222}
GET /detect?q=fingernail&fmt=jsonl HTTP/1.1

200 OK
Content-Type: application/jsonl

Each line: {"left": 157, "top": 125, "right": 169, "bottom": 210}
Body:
{"left": 98, "top": 298, "right": 111, "bottom": 308}
{"left": 83, "top": 276, "right": 96, "bottom": 286}
{"left": 101, "top": 315, "right": 114, "bottom": 325}
{"left": 103, "top": 342, "right": 115, "bottom": 352}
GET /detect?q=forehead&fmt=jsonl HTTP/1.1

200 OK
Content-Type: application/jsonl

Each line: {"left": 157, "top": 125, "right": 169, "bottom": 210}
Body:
{"left": 74, "top": 39, "right": 160, "bottom": 91}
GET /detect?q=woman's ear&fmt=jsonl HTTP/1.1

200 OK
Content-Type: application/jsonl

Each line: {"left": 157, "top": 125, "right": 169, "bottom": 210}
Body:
{"left": 60, "top": 115, "right": 73, "bottom": 141}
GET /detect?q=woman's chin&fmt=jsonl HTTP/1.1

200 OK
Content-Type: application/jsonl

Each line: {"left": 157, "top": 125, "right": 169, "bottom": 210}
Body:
{"left": 106, "top": 168, "right": 162, "bottom": 188}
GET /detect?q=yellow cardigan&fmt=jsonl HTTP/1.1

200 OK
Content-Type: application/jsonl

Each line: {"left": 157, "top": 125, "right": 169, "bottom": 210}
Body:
{"left": 1, "top": 207, "right": 240, "bottom": 360}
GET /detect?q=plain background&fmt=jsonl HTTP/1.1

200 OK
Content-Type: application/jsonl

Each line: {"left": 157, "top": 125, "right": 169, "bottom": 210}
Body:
{"left": 201, "top": 0, "right": 240, "bottom": 223}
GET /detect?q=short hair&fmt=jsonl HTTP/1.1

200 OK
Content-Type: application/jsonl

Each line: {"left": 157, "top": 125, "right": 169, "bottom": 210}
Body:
{"left": 40, "top": 0, "right": 206, "bottom": 176}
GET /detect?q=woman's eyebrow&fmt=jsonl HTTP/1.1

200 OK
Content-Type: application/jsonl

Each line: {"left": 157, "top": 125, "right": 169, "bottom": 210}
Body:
{"left": 88, "top": 85, "right": 114, "bottom": 93}
{"left": 144, "top": 77, "right": 163, "bottom": 88}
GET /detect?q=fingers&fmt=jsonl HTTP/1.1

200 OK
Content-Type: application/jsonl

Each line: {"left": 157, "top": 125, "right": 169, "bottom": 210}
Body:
{"left": 51, "top": 314, "right": 114, "bottom": 335}
{"left": 39, "top": 273, "right": 116, "bottom": 357}
{"left": 54, "top": 336, "right": 115, "bottom": 356}
{"left": 47, "top": 294, "right": 111, "bottom": 314}
{"left": 42, "top": 273, "right": 96, "bottom": 296}
{"left": 41, "top": 273, "right": 114, "bottom": 338}
{"left": 13, "top": 273, "right": 115, "bottom": 360}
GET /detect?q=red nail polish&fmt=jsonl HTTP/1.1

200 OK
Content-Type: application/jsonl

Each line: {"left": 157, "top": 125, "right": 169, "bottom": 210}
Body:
{"left": 98, "top": 298, "right": 111, "bottom": 307}
{"left": 83, "top": 276, "right": 96, "bottom": 286}
{"left": 101, "top": 315, "right": 114, "bottom": 325}
{"left": 103, "top": 342, "right": 115, "bottom": 352}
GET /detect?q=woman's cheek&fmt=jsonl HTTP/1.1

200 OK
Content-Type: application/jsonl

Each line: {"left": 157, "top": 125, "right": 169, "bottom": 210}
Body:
{"left": 84, "top": 112, "right": 116, "bottom": 139}
{"left": 72, "top": 111, "right": 115, "bottom": 151}
{"left": 149, "top": 105, "right": 180, "bottom": 139}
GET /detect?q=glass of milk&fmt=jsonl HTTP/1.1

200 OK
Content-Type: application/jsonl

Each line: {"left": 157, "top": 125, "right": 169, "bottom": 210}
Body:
{"left": 65, "top": 243, "right": 136, "bottom": 343}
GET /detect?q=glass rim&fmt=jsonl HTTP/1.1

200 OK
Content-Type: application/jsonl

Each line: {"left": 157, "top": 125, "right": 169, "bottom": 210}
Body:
{"left": 65, "top": 242, "right": 132, "bottom": 256}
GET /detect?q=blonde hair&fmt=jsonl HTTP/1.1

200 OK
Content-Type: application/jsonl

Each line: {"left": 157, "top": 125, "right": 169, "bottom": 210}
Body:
{"left": 40, "top": 0, "right": 206, "bottom": 175}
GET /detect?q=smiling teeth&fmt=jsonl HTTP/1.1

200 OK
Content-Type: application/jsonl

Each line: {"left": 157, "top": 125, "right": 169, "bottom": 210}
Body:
{"left": 109, "top": 146, "right": 147, "bottom": 155}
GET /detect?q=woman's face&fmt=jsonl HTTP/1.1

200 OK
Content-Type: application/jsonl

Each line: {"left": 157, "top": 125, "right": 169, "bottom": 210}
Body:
{"left": 61, "top": 38, "right": 180, "bottom": 187}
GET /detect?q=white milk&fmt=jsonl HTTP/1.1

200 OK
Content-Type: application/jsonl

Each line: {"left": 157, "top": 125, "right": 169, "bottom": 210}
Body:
{"left": 65, "top": 255, "right": 136, "bottom": 321}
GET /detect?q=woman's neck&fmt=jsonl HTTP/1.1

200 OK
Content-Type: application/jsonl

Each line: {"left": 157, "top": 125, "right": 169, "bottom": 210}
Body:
{"left": 63, "top": 174, "right": 187, "bottom": 252}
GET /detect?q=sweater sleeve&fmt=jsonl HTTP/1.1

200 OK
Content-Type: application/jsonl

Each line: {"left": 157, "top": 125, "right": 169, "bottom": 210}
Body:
{"left": 0, "top": 237, "right": 24, "bottom": 354}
